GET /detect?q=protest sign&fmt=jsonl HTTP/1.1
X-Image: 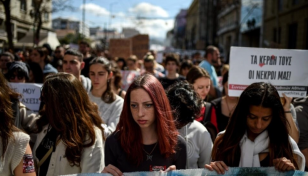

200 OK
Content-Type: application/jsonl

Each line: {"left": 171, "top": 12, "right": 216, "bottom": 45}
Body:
{"left": 9, "top": 83, "right": 42, "bottom": 111}
{"left": 62, "top": 167, "right": 308, "bottom": 176}
{"left": 229, "top": 47, "right": 308, "bottom": 97}
{"left": 121, "top": 70, "right": 140, "bottom": 91}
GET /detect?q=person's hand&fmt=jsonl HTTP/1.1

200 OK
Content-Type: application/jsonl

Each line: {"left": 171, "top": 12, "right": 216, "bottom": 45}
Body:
{"left": 205, "top": 161, "right": 229, "bottom": 174}
{"left": 273, "top": 157, "right": 296, "bottom": 172}
{"left": 282, "top": 93, "right": 293, "bottom": 111}
{"left": 101, "top": 164, "right": 123, "bottom": 176}
{"left": 165, "top": 165, "right": 176, "bottom": 172}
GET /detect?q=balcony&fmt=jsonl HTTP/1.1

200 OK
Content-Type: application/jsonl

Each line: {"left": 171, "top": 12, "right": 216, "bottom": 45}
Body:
{"left": 217, "top": 21, "right": 238, "bottom": 35}
{"left": 218, "top": 4, "right": 239, "bottom": 19}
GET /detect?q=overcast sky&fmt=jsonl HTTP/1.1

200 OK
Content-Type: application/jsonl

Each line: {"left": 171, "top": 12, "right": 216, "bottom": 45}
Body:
{"left": 53, "top": 0, "right": 192, "bottom": 39}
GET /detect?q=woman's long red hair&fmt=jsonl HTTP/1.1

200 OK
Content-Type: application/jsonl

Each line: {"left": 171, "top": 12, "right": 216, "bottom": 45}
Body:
{"left": 116, "top": 74, "right": 178, "bottom": 165}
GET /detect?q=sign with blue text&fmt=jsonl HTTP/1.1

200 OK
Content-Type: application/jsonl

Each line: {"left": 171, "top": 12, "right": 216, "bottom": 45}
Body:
{"left": 9, "top": 83, "right": 42, "bottom": 111}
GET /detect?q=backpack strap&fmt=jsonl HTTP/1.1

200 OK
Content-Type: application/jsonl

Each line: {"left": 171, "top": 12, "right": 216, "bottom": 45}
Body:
{"left": 202, "top": 102, "right": 218, "bottom": 142}
{"left": 36, "top": 139, "right": 61, "bottom": 172}
{"left": 203, "top": 102, "right": 212, "bottom": 123}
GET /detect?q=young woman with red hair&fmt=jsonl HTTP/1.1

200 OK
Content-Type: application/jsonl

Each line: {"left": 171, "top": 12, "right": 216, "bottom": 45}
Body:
{"left": 102, "top": 74, "right": 187, "bottom": 175}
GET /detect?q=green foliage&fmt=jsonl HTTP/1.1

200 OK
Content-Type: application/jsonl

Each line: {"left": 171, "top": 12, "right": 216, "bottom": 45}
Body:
{"left": 59, "top": 33, "right": 91, "bottom": 45}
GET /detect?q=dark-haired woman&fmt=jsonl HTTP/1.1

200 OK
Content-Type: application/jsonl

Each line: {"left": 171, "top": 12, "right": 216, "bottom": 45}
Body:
{"left": 0, "top": 73, "right": 35, "bottom": 176}
{"left": 88, "top": 57, "right": 124, "bottom": 136}
{"left": 167, "top": 81, "right": 212, "bottom": 169}
{"left": 111, "top": 67, "right": 126, "bottom": 99}
{"left": 186, "top": 66, "right": 216, "bottom": 129}
{"left": 179, "top": 60, "right": 193, "bottom": 77}
{"left": 102, "top": 74, "right": 186, "bottom": 175}
{"left": 205, "top": 82, "right": 305, "bottom": 174}
{"left": 210, "top": 71, "right": 237, "bottom": 132}
{"left": 30, "top": 47, "right": 57, "bottom": 79}
{"left": 33, "top": 73, "right": 105, "bottom": 175}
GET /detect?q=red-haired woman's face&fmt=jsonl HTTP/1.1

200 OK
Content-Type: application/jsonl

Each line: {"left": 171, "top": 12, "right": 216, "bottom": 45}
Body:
{"left": 130, "top": 88, "right": 156, "bottom": 130}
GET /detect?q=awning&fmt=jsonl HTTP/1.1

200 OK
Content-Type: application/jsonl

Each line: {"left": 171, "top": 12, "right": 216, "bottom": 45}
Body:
{"left": 18, "top": 31, "right": 60, "bottom": 50}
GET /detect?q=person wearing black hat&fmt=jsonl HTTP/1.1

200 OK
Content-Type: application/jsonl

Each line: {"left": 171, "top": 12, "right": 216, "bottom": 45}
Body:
{"left": 6, "top": 61, "right": 29, "bottom": 83}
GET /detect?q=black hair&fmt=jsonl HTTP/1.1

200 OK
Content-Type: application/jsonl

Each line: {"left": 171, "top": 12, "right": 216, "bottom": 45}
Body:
{"left": 79, "top": 41, "right": 90, "bottom": 47}
{"left": 116, "top": 57, "right": 127, "bottom": 70}
{"left": 222, "top": 71, "right": 229, "bottom": 95}
{"left": 166, "top": 81, "right": 203, "bottom": 127}
{"left": 6, "top": 67, "right": 28, "bottom": 81}
{"left": 213, "top": 82, "right": 298, "bottom": 168}
{"left": 33, "top": 47, "right": 52, "bottom": 64}
{"left": 164, "top": 53, "right": 180, "bottom": 66}
{"left": 1, "top": 52, "right": 14, "bottom": 61}
{"left": 64, "top": 49, "right": 84, "bottom": 62}
{"left": 28, "top": 62, "right": 44, "bottom": 83}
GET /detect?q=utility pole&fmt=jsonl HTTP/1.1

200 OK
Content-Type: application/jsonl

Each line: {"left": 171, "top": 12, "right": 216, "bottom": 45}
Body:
{"left": 82, "top": 0, "right": 86, "bottom": 37}
{"left": 109, "top": 2, "right": 117, "bottom": 37}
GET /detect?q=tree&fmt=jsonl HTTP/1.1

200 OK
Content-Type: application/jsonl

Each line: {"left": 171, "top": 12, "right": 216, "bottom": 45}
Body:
{"left": 0, "top": 0, "right": 14, "bottom": 50}
{"left": 59, "top": 33, "right": 91, "bottom": 45}
{"left": 30, "top": 0, "right": 75, "bottom": 46}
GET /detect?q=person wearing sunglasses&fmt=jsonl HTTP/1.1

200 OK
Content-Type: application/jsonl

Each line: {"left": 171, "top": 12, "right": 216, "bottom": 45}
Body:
{"left": 6, "top": 61, "right": 29, "bottom": 83}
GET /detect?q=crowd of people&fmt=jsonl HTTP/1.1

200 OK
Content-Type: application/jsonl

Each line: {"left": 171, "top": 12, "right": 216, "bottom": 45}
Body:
{"left": 0, "top": 41, "right": 307, "bottom": 176}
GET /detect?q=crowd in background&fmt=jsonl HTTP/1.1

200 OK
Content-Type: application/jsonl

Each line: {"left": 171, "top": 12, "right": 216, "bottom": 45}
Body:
{"left": 0, "top": 41, "right": 308, "bottom": 176}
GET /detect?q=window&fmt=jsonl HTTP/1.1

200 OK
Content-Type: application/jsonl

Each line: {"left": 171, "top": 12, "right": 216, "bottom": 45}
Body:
{"left": 292, "top": 0, "right": 299, "bottom": 5}
{"left": 44, "top": 13, "right": 49, "bottom": 21}
{"left": 288, "top": 23, "right": 298, "bottom": 49}
{"left": 20, "top": 0, "right": 27, "bottom": 11}
{"left": 273, "top": 27, "right": 281, "bottom": 44}
{"left": 306, "top": 20, "right": 308, "bottom": 49}
{"left": 278, "top": 0, "right": 283, "bottom": 11}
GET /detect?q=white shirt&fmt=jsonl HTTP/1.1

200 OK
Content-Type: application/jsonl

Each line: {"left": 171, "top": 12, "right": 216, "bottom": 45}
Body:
{"left": 88, "top": 92, "right": 124, "bottom": 136}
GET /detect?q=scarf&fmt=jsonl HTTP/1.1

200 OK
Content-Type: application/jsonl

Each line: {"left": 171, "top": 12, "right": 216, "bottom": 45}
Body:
{"left": 239, "top": 130, "right": 269, "bottom": 167}
{"left": 238, "top": 130, "right": 305, "bottom": 171}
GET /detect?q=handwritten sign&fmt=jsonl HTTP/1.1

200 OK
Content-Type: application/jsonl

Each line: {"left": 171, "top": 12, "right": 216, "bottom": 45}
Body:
{"left": 9, "top": 83, "right": 42, "bottom": 111}
{"left": 229, "top": 47, "right": 308, "bottom": 97}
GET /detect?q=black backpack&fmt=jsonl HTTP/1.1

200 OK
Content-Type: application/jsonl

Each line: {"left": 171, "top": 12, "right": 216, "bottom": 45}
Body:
{"left": 201, "top": 102, "right": 218, "bottom": 142}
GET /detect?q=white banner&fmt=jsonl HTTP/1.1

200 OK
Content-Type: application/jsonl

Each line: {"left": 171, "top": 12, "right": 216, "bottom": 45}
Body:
{"left": 61, "top": 167, "right": 307, "bottom": 176}
{"left": 9, "top": 83, "right": 42, "bottom": 111}
{"left": 229, "top": 47, "right": 308, "bottom": 97}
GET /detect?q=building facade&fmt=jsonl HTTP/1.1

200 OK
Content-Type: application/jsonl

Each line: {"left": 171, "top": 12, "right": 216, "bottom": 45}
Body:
{"left": 216, "top": 0, "right": 241, "bottom": 61}
{"left": 185, "top": 0, "right": 217, "bottom": 50}
{"left": 52, "top": 18, "right": 90, "bottom": 38}
{"left": 173, "top": 9, "right": 187, "bottom": 49}
{"left": 0, "top": 0, "right": 52, "bottom": 46}
{"left": 263, "top": 0, "right": 308, "bottom": 49}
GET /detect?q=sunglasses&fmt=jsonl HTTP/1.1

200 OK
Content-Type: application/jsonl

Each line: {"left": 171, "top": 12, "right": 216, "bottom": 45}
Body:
{"left": 9, "top": 74, "right": 25, "bottom": 80}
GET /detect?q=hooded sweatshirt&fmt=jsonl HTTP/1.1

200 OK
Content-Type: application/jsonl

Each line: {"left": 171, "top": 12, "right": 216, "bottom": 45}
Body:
{"left": 178, "top": 120, "right": 213, "bottom": 169}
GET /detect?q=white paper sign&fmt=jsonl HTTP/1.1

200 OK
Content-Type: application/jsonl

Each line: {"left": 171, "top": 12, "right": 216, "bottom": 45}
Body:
{"left": 229, "top": 47, "right": 308, "bottom": 97}
{"left": 9, "top": 83, "right": 43, "bottom": 111}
